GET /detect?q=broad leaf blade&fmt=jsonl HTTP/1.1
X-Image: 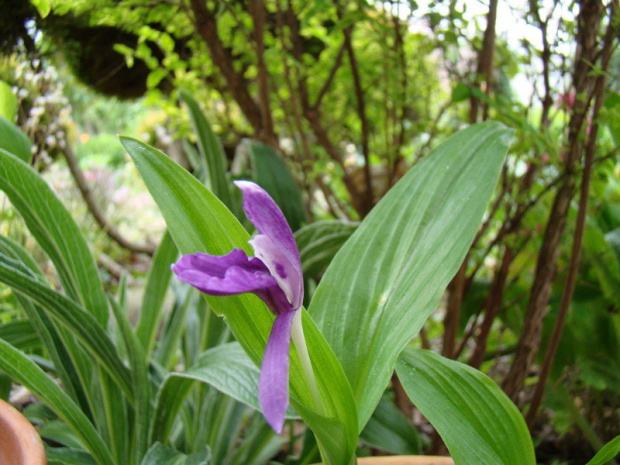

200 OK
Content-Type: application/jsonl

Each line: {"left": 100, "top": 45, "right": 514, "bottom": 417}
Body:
{"left": 396, "top": 348, "right": 535, "bottom": 465}
{"left": 309, "top": 122, "right": 512, "bottom": 428}
{"left": 121, "top": 137, "right": 357, "bottom": 465}
{"left": 0, "top": 116, "right": 31, "bottom": 163}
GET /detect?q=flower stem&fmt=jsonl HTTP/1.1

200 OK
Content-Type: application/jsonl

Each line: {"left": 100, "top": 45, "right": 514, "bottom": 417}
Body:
{"left": 290, "top": 310, "right": 324, "bottom": 415}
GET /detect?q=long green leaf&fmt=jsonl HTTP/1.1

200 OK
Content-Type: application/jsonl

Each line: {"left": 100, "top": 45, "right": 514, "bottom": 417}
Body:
{"left": 121, "top": 137, "right": 357, "bottom": 465}
{"left": 0, "top": 149, "right": 108, "bottom": 324}
{"left": 0, "top": 253, "right": 133, "bottom": 401}
{"left": 179, "top": 89, "right": 233, "bottom": 208}
{"left": 136, "top": 230, "right": 177, "bottom": 353}
{"left": 0, "top": 236, "right": 89, "bottom": 411}
{"left": 585, "top": 436, "right": 620, "bottom": 465}
{"left": 396, "top": 347, "right": 535, "bottom": 465}
{"left": 110, "top": 295, "right": 150, "bottom": 465}
{"left": 0, "top": 339, "right": 114, "bottom": 465}
{"left": 309, "top": 122, "right": 512, "bottom": 428}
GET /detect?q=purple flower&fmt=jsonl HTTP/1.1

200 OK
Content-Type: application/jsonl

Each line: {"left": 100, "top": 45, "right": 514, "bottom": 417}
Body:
{"left": 171, "top": 180, "right": 303, "bottom": 433}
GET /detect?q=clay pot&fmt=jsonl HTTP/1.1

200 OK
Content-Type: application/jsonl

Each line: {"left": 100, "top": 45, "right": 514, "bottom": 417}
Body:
{"left": 0, "top": 398, "right": 46, "bottom": 465}
{"left": 356, "top": 457, "right": 454, "bottom": 465}
{"left": 315, "top": 456, "right": 454, "bottom": 465}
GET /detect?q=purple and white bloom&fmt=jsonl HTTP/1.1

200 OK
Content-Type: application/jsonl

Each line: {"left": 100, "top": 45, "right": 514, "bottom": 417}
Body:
{"left": 171, "top": 180, "right": 303, "bottom": 433}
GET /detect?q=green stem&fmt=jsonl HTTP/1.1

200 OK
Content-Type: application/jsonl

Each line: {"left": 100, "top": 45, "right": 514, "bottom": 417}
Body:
{"left": 291, "top": 310, "right": 324, "bottom": 415}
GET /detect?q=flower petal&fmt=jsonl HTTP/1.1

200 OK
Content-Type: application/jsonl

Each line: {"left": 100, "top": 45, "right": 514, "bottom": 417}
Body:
{"left": 250, "top": 235, "right": 302, "bottom": 309}
{"left": 172, "top": 250, "right": 293, "bottom": 314}
{"left": 259, "top": 310, "right": 295, "bottom": 433}
{"left": 235, "top": 180, "right": 303, "bottom": 307}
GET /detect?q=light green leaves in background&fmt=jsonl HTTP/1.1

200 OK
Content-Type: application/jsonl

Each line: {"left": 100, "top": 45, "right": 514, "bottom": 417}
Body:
{"left": 397, "top": 348, "right": 536, "bottom": 465}
{"left": 309, "top": 121, "right": 513, "bottom": 429}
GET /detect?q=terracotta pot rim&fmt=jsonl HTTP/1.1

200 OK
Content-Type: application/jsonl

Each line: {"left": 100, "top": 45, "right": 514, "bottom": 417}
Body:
{"left": 313, "top": 455, "right": 454, "bottom": 465}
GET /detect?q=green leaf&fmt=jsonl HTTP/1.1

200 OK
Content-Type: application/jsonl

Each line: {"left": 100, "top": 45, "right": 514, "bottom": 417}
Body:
{"left": 583, "top": 222, "right": 620, "bottom": 304}
{"left": 0, "top": 81, "right": 17, "bottom": 121}
{"left": 0, "top": 116, "right": 32, "bottom": 163}
{"left": 359, "top": 396, "right": 422, "bottom": 455}
{"left": 0, "top": 149, "right": 108, "bottom": 325}
{"left": 153, "top": 342, "right": 270, "bottom": 442}
{"left": 0, "top": 253, "right": 133, "bottom": 402}
{"left": 451, "top": 82, "right": 471, "bottom": 103}
{"left": 31, "top": 0, "right": 51, "bottom": 17}
{"left": 309, "top": 122, "right": 512, "bottom": 429}
{"left": 295, "top": 220, "right": 358, "bottom": 278}
{"left": 0, "top": 320, "right": 40, "bottom": 350}
{"left": 136, "top": 230, "right": 177, "bottom": 353}
{"left": 0, "top": 339, "right": 115, "bottom": 465}
{"left": 396, "top": 348, "right": 535, "bottom": 465}
{"left": 121, "top": 137, "right": 358, "bottom": 465}
{"left": 585, "top": 435, "right": 620, "bottom": 465}
{"left": 46, "top": 447, "right": 98, "bottom": 465}
{"left": 242, "top": 139, "right": 307, "bottom": 231}
{"left": 179, "top": 90, "right": 233, "bottom": 208}
{"left": 141, "top": 443, "right": 210, "bottom": 465}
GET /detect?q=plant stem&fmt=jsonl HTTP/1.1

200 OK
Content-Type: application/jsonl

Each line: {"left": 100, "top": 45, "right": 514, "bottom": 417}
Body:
{"left": 291, "top": 310, "right": 323, "bottom": 415}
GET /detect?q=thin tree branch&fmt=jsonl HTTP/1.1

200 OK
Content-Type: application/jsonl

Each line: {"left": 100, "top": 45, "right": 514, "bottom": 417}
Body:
{"left": 63, "top": 146, "right": 155, "bottom": 255}
{"left": 188, "top": 0, "right": 264, "bottom": 136}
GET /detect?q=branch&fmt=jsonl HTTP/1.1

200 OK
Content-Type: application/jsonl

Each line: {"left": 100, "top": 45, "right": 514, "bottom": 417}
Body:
{"left": 63, "top": 146, "right": 155, "bottom": 255}
{"left": 249, "top": 0, "right": 277, "bottom": 145}
{"left": 188, "top": 0, "right": 264, "bottom": 136}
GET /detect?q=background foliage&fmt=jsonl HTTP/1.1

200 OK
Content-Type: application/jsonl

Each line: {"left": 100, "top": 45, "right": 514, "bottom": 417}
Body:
{"left": 0, "top": 0, "right": 618, "bottom": 464}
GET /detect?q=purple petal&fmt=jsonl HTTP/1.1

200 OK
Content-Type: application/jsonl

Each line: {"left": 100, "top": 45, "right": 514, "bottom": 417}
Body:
{"left": 234, "top": 181, "right": 303, "bottom": 307}
{"left": 259, "top": 310, "right": 296, "bottom": 433}
{"left": 172, "top": 250, "right": 293, "bottom": 314}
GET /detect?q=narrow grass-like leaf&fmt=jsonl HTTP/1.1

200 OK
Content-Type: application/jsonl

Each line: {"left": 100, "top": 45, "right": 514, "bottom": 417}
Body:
{"left": 585, "top": 435, "right": 620, "bottom": 465}
{"left": 110, "top": 295, "right": 151, "bottom": 465}
{"left": 122, "top": 137, "right": 357, "bottom": 465}
{"left": 396, "top": 347, "right": 535, "bottom": 465}
{"left": 0, "top": 339, "right": 115, "bottom": 465}
{"left": 0, "top": 149, "right": 108, "bottom": 324}
{"left": 309, "top": 122, "right": 512, "bottom": 428}
{"left": 136, "top": 230, "right": 177, "bottom": 353}
{"left": 0, "top": 237, "right": 89, "bottom": 411}
{"left": 179, "top": 89, "right": 233, "bottom": 208}
{"left": 0, "top": 253, "right": 133, "bottom": 401}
